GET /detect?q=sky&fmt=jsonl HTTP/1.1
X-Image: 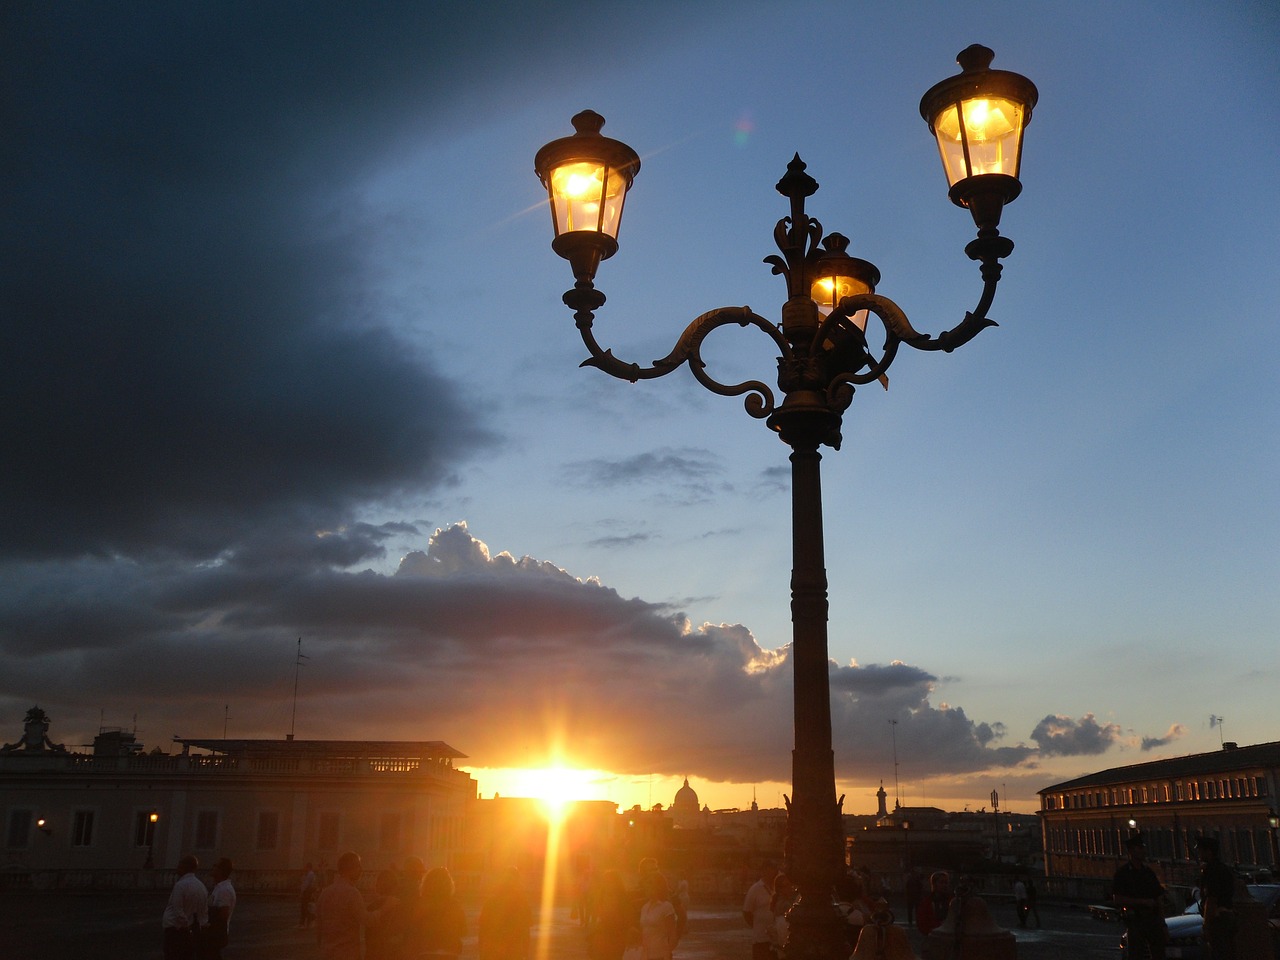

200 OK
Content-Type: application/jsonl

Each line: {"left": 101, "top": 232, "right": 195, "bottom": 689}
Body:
{"left": 2, "top": 1, "right": 1277, "bottom": 817}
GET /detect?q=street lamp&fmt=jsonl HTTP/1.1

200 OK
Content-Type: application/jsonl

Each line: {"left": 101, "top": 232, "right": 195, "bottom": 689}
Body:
{"left": 145, "top": 810, "right": 159, "bottom": 868}
{"left": 535, "top": 45, "right": 1036, "bottom": 960}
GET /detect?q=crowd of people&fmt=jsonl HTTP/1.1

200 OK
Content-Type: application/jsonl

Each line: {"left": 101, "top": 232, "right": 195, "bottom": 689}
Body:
{"left": 308, "top": 852, "right": 523, "bottom": 960}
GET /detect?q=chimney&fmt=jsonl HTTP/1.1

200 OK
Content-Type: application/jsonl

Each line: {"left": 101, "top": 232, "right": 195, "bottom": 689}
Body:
{"left": 1223, "top": 741, "right": 1238, "bottom": 751}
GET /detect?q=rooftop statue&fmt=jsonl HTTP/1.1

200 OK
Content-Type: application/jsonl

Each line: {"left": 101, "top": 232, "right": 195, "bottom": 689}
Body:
{"left": 1, "top": 705, "right": 69, "bottom": 754}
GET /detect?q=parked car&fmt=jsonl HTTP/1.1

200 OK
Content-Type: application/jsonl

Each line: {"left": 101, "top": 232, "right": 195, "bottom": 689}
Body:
{"left": 1119, "top": 884, "right": 1280, "bottom": 958}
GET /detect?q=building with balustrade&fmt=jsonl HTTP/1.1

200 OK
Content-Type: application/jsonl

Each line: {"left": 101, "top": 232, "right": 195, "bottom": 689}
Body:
{"left": 1, "top": 707, "right": 476, "bottom": 883}
{"left": 1038, "top": 740, "right": 1280, "bottom": 890}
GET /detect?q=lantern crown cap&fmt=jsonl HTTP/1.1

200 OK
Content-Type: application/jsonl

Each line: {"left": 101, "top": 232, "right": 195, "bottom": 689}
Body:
{"left": 920, "top": 45, "right": 1039, "bottom": 128}
{"left": 571, "top": 110, "right": 606, "bottom": 135}
{"left": 956, "top": 44, "right": 995, "bottom": 73}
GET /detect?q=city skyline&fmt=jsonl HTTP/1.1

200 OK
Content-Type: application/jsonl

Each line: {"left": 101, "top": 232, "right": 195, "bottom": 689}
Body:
{"left": 2, "top": 2, "right": 1276, "bottom": 818}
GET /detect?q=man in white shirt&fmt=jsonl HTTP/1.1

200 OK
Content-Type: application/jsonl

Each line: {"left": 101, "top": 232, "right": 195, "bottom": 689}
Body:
{"left": 202, "top": 857, "right": 236, "bottom": 959}
{"left": 742, "top": 861, "right": 778, "bottom": 960}
{"left": 162, "top": 854, "right": 209, "bottom": 960}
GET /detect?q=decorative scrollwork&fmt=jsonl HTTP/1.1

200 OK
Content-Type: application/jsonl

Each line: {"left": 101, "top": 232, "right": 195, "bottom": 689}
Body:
{"left": 815, "top": 293, "right": 918, "bottom": 405}
{"left": 765, "top": 214, "right": 824, "bottom": 298}
{"left": 578, "top": 304, "right": 791, "bottom": 420}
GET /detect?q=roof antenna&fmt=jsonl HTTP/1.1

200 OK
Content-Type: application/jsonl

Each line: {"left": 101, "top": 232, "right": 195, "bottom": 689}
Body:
{"left": 289, "top": 637, "right": 309, "bottom": 741}
{"left": 223, "top": 704, "right": 230, "bottom": 740}
{"left": 889, "top": 718, "right": 901, "bottom": 809}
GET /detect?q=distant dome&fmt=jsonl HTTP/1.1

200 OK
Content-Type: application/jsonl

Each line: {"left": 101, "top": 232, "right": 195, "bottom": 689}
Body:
{"left": 673, "top": 778, "right": 700, "bottom": 813}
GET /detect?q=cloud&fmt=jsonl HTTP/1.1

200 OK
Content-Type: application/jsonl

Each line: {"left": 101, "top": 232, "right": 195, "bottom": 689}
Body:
{"left": 1140, "top": 723, "right": 1187, "bottom": 751}
{"left": 1030, "top": 713, "right": 1124, "bottom": 756}
{"left": 1, "top": 4, "right": 533, "bottom": 562}
{"left": 562, "top": 448, "right": 727, "bottom": 504}
{"left": 0, "top": 524, "right": 1038, "bottom": 785}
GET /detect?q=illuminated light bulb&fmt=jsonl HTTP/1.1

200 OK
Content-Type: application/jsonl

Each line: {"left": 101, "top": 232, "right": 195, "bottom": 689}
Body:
{"left": 554, "top": 163, "right": 605, "bottom": 198}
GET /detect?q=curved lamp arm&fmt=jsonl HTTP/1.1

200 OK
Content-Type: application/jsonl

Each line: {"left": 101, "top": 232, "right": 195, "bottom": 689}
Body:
{"left": 903, "top": 233, "right": 1014, "bottom": 353}
{"left": 572, "top": 291, "right": 793, "bottom": 421}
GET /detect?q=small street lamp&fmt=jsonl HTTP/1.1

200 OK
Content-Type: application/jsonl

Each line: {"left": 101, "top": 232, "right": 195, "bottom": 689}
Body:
{"left": 535, "top": 45, "right": 1037, "bottom": 960}
{"left": 145, "top": 810, "right": 159, "bottom": 868}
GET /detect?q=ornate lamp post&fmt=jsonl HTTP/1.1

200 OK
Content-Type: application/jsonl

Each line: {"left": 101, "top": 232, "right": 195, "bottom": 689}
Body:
{"left": 534, "top": 45, "right": 1036, "bottom": 960}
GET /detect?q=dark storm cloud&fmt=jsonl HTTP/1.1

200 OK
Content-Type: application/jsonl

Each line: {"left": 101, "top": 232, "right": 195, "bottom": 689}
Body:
{"left": 5, "top": 2, "right": 726, "bottom": 562}
{"left": 828, "top": 662, "right": 1037, "bottom": 777}
{"left": 2, "top": 3, "right": 529, "bottom": 560}
{"left": 1030, "top": 713, "right": 1123, "bottom": 756}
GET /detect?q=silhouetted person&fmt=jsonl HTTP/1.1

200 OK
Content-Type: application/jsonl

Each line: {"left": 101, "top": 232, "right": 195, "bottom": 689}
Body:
{"left": 1198, "top": 836, "right": 1236, "bottom": 960}
{"left": 903, "top": 870, "right": 922, "bottom": 926}
{"left": 300, "top": 862, "right": 319, "bottom": 928}
{"left": 316, "top": 851, "right": 398, "bottom": 960}
{"left": 1025, "top": 876, "right": 1041, "bottom": 928}
{"left": 742, "top": 861, "right": 777, "bottom": 960}
{"left": 407, "top": 865, "right": 466, "bottom": 958}
{"left": 365, "top": 870, "right": 405, "bottom": 960}
{"left": 399, "top": 855, "right": 426, "bottom": 905}
{"left": 199, "top": 857, "right": 235, "bottom": 960}
{"left": 478, "top": 867, "right": 532, "bottom": 960}
{"left": 162, "top": 854, "right": 208, "bottom": 960}
{"left": 1013, "top": 877, "right": 1028, "bottom": 927}
{"left": 1113, "top": 835, "right": 1166, "bottom": 960}
{"left": 639, "top": 872, "right": 677, "bottom": 960}
{"left": 587, "top": 868, "right": 632, "bottom": 960}
{"left": 916, "top": 871, "right": 950, "bottom": 935}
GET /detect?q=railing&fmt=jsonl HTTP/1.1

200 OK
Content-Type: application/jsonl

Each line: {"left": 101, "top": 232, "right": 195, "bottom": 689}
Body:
{"left": 31, "top": 754, "right": 464, "bottom": 778}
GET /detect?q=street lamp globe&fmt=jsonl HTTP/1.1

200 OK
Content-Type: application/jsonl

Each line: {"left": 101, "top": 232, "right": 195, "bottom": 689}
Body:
{"left": 920, "top": 44, "right": 1038, "bottom": 232}
{"left": 810, "top": 234, "right": 880, "bottom": 329}
{"left": 533, "top": 110, "right": 641, "bottom": 284}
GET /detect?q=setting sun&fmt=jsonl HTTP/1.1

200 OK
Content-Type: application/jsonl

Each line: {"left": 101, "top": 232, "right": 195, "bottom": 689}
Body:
{"left": 471, "top": 764, "right": 614, "bottom": 817}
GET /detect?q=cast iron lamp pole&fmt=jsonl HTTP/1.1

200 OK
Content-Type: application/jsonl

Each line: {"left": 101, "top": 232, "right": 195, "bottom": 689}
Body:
{"left": 534, "top": 45, "right": 1036, "bottom": 960}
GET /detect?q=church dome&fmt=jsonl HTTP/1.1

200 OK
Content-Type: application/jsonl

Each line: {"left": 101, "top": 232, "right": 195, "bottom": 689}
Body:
{"left": 673, "top": 777, "right": 700, "bottom": 813}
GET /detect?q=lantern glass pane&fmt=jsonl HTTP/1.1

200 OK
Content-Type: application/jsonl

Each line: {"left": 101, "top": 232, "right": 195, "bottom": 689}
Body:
{"left": 933, "top": 96, "right": 1025, "bottom": 185}
{"left": 811, "top": 274, "right": 873, "bottom": 329}
{"left": 549, "top": 161, "right": 628, "bottom": 239}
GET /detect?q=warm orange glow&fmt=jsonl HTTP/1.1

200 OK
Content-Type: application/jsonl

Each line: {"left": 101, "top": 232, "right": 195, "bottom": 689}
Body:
{"left": 491, "top": 764, "right": 605, "bottom": 820}
{"left": 933, "top": 96, "right": 1025, "bottom": 184}
{"left": 552, "top": 162, "right": 605, "bottom": 200}
{"left": 548, "top": 161, "right": 627, "bottom": 238}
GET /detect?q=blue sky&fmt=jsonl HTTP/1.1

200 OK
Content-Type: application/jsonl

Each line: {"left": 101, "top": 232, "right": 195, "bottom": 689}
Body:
{"left": 2, "top": 1, "right": 1276, "bottom": 814}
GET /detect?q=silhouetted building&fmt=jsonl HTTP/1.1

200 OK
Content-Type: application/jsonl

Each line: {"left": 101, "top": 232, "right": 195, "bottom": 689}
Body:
{"left": 1039, "top": 740, "right": 1280, "bottom": 888}
{"left": 0, "top": 708, "right": 474, "bottom": 884}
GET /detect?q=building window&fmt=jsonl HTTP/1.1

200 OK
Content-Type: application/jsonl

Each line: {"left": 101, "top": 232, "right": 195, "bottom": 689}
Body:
{"left": 72, "top": 810, "right": 95, "bottom": 847}
{"left": 134, "top": 811, "right": 159, "bottom": 847}
{"left": 195, "top": 811, "right": 219, "bottom": 850}
{"left": 379, "top": 813, "right": 400, "bottom": 852}
{"left": 257, "top": 811, "right": 279, "bottom": 850}
{"left": 318, "top": 812, "right": 340, "bottom": 850}
{"left": 6, "top": 810, "right": 32, "bottom": 849}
